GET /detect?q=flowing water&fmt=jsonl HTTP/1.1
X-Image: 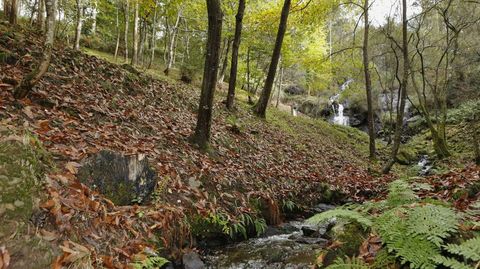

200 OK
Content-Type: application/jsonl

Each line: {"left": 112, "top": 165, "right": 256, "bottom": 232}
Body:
{"left": 330, "top": 79, "right": 353, "bottom": 126}
{"left": 203, "top": 204, "right": 337, "bottom": 269}
{"left": 203, "top": 220, "right": 329, "bottom": 269}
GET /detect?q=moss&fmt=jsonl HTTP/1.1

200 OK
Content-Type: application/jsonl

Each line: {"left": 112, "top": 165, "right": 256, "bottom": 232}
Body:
{"left": 396, "top": 146, "right": 418, "bottom": 165}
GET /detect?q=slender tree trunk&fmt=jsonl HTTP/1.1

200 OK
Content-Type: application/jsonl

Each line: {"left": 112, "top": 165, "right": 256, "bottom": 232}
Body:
{"left": 164, "top": 10, "right": 181, "bottom": 75}
{"left": 473, "top": 114, "right": 480, "bottom": 165}
{"left": 131, "top": 0, "right": 139, "bottom": 65}
{"left": 148, "top": 2, "right": 157, "bottom": 69}
{"left": 191, "top": 0, "right": 223, "bottom": 150}
{"left": 91, "top": 0, "right": 97, "bottom": 35}
{"left": 276, "top": 65, "right": 284, "bottom": 108}
{"left": 30, "top": 0, "right": 38, "bottom": 25}
{"left": 226, "top": 0, "right": 245, "bottom": 109}
{"left": 184, "top": 20, "right": 190, "bottom": 62}
{"left": 74, "top": 0, "right": 83, "bottom": 50}
{"left": 37, "top": 0, "right": 45, "bottom": 30}
{"left": 124, "top": 0, "right": 129, "bottom": 62}
{"left": 218, "top": 38, "right": 232, "bottom": 83}
{"left": 247, "top": 47, "right": 253, "bottom": 104}
{"left": 382, "top": 0, "right": 409, "bottom": 174}
{"left": 254, "top": 0, "right": 291, "bottom": 118}
{"left": 363, "top": 0, "right": 376, "bottom": 160}
{"left": 13, "top": 0, "right": 57, "bottom": 99}
{"left": 138, "top": 19, "right": 146, "bottom": 65}
{"left": 114, "top": 0, "right": 120, "bottom": 61}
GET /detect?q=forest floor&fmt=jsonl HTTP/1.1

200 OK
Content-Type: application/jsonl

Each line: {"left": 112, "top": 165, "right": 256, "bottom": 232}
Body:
{"left": 1, "top": 24, "right": 479, "bottom": 268}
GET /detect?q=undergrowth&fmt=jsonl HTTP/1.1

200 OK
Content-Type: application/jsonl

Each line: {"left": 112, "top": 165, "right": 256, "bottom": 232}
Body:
{"left": 309, "top": 178, "right": 480, "bottom": 269}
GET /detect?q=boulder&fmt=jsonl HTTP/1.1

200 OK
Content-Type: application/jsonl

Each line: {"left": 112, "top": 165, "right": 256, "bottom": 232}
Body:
{"left": 77, "top": 150, "right": 157, "bottom": 205}
{"left": 182, "top": 252, "right": 205, "bottom": 269}
{"left": 284, "top": 85, "right": 305, "bottom": 95}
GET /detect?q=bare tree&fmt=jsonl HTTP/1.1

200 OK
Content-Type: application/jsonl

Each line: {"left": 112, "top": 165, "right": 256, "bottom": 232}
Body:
{"left": 13, "top": 0, "right": 57, "bottom": 99}
{"left": 218, "top": 38, "right": 232, "bottom": 83}
{"left": 74, "top": 0, "right": 83, "bottom": 50}
{"left": 114, "top": 0, "right": 120, "bottom": 60}
{"left": 363, "top": 0, "right": 376, "bottom": 160}
{"left": 148, "top": 1, "right": 158, "bottom": 69}
{"left": 164, "top": 10, "right": 182, "bottom": 75}
{"left": 254, "top": 0, "right": 291, "bottom": 118}
{"left": 191, "top": 0, "right": 223, "bottom": 149}
{"left": 382, "top": 0, "right": 409, "bottom": 174}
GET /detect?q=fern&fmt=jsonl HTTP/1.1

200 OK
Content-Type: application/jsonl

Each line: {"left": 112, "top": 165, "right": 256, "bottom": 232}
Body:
{"left": 407, "top": 204, "right": 459, "bottom": 247}
{"left": 325, "top": 256, "right": 370, "bottom": 269}
{"left": 432, "top": 256, "right": 473, "bottom": 269}
{"left": 131, "top": 256, "right": 169, "bottom": 269}
{"left": 376, "top": 208, "right": 440, "bottom": 269}
{"left": 386, "top": 179, "right": 416, "bottom": 207}
{"left": 307, "top": 208, "right": 372, "bottom": 228}
{"left": 443, "top": 236, "right": 480, "bottom": 261}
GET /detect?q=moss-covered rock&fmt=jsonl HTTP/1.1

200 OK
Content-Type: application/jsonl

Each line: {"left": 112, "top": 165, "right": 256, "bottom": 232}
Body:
{"left": 0, "top": 134, "right": 58, "bottom": 268}
{"left": 397, "top": 146, "right": 418, "bottom": 165}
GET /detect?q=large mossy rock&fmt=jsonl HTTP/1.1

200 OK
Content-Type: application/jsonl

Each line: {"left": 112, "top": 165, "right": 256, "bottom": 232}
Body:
{"left": 397, "top": 147, "right": 417, "bottom": 165}
{"left": 77, "top": 150, "right": 157, "bottom": 205}
{"left": 0, "top": 135, "right": 58, "bottom": 269}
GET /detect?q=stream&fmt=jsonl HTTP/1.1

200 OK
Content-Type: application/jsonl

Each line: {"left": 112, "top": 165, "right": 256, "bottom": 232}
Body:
{"left": 202, "top": 205, "right": 335, "bottom": 269}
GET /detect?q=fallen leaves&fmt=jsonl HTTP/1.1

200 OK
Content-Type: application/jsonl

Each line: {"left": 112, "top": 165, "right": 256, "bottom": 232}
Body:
{"left": 0, "top": 246, "right": 10, "bottom": 269}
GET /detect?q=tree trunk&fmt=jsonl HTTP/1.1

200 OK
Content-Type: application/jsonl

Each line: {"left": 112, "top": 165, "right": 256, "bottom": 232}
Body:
{"left": 363, "top": 0, "right": 376, "bottom": 160}
{"left": 473, "top": 114, "right": 480, "bottom": 165}
{"left": 254, "top": 0, "right": 291, "bottom": 118}
{"left": 218, "top": 38, "right": 232, "bottom": 83}
{"left": 191, "top": 0, "right": 223, "bottom": 150}
{"left": 13, "top": 0, "right": 57, "bottom": 99}
{"left": 37, "top": 0, "right": 45, "bottom": 30}
{"left": 114, "top": 0, "right": 120, "bottom": 61}
{"left": 148, "top": 2, "right": 157, "bottom": 69}
{"left": 247, "top": 47, "right": 253, "bottom": 104}
{"left": 225, "top": 0, "right": 245, "bottom": 109}
{"left": 138, "top": 19, "right": 146, "bottom": 65}
{"left": 91, "top": 0, "right": 97, "bottom": 35}
{"left": 5, "top": 0, "right": 18, "bottom": 24}
{"left": 382, "top": 0, "right": 409, "bottom": 174}
{"left": 131, "top": 0, "right": 139, "bottom": 65}
{"left": 74, "top": 0, "right": 83, "bottom": 50}
{"left": 164, "top": 10, "right": 181, "bottom": 76}
{"left": 276, "top": 65, "right": 284, "bottom": 108}
{"left": 124, "top": 0, "right": 129, "bottom": 62}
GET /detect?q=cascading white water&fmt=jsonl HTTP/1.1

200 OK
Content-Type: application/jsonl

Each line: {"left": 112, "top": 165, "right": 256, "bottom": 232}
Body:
{"left": 333, "top": 104, "right": 349, "bottom": 125}
{"left": 330, "top": 79, "right": 353, "bottom": 126}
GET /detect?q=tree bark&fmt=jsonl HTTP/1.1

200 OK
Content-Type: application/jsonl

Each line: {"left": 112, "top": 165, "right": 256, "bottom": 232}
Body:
{"left": 13, "top": 0, "right": 56, "bottom": 99}
{"left": 363, "top": 0, "right": 376, "bottom": 160}
{"left": 276, "top": 65, "right": 284, "bottom": 108}
{"left": 91, "top": 0, "right": 97, "bottom": 35}
{"left": 254, "top": 0, "right": 291, "bottom": 118}
{"left": 382, "top": 0, "right": 409, "bottom": 174}
{"left": 37, "top": 0, "right": 45, "bottom": 30}
{"left": 74, "top": 0, "right": 83, "bottom": 50}
{"left": 225, "top": 0, "right": 245, "bottom": 109}
{"left": 246, "top": 46, "right": 253, "bottom": 104}
{"left": 124, "top": 0, "right": 129, "bottom": 62}
{"left": 218, "top": 38, "right": 232, "bottom": 83}
{"left": 148, "top": 2, "right": 157, "bottom": 69}
{"left": 164, "top": 10, "right": 181, "bottom": 75}
{"left": 114, "top": 0, "right": 120, "bottom": 61}
{"left": 5, "top": 0, "right": 18, "bottom": 24}
{"left": 131, "top": 0, "right": 139, "bottom": 65}
{"left": 191, "top": 0, "right": 223, "bottom": 150}
{"left": 473, "top": 114, "right": 480, "bottom": 165}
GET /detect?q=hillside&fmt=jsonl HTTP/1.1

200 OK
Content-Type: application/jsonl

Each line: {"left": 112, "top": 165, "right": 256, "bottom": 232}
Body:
{"left": 0, "top": 24, "right": 393, "bottom": 267}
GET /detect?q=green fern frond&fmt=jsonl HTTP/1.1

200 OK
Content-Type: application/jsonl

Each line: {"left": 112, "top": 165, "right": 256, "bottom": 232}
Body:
{"left": 432, "top": 255, "right": 473, "bottom": 269}
{"left": 307, "top": 209, "right": 372, "bottom": 228}
{"left": 131, "top": 256, "right": 169, "bottom": 269}
{"left": 407, "top": 204, "right": 459, "bottom": 247}
{"left": 443, "top": 236, "right": 480, "bottom": 261}
{"left": 325, "top": 256, "right": 370, "bottom": 269}
{"left": 386, "top": 180, "right": 416, "bottom": 207}
{"left": 375, "top": 208, "right": 440, "bottom": 269}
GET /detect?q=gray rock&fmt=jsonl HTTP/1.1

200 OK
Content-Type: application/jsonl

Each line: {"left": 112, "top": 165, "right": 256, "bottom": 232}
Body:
{"left": 77, "top": 150, "right": 157, "bottom": 206}
{"left": 183, "top": 252, "right": 205, "bottom": 269}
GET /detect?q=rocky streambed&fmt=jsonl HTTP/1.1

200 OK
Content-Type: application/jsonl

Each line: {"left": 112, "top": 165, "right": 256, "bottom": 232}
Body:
{"left": 201, "top": 205, "right": 344, "bottom": 269}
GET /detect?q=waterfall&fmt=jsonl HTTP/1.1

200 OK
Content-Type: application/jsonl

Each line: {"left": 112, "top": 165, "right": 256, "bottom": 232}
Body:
{"left": 330, "top": 79, "right": 353, "bottom": 126}
{"left": 333, "top": 104, "right": 349, "bottom": 125}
